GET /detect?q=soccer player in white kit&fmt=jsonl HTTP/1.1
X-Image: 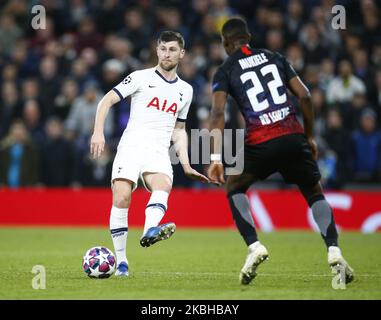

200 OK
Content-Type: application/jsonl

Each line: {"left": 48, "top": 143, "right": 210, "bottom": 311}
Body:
{"left": 90, "top": 31, "right": 209, "bottom": 276}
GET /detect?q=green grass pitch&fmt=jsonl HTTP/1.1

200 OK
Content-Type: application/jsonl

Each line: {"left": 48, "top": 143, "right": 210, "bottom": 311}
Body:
{"left": 0, "top": 227, "right": 380, "bottom": 300}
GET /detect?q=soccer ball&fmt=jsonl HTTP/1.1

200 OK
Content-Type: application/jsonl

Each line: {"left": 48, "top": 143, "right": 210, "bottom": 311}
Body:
{"left": 82, "top": 246, "right": 116, "bottom": 278}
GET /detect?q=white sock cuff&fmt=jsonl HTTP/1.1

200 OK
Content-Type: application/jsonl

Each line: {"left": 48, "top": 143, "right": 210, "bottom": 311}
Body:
{"left": 248, "top": 241, "right": 260, "bottom": 252}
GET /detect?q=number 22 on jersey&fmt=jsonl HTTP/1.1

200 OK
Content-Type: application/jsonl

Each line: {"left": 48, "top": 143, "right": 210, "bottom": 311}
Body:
{"left": 240, "top": 64, "right": 287, "bottom": 112}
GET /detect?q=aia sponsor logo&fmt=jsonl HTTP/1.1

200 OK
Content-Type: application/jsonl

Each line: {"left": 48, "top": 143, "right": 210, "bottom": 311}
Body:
{"left": 146, "top": 97, "right": 177, "bottom": 116}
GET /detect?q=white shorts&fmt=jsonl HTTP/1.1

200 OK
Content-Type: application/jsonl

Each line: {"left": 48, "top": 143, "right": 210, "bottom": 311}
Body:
{"left": 111, "top": 143, "right": 173, "bottom": 192}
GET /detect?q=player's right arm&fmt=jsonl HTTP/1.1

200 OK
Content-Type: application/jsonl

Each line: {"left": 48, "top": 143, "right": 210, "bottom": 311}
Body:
{"left": 91, "top": 71, "right": 140, "bottom": 158}
{"left": 90, "top": 90, "right": 121, "bottom": 158}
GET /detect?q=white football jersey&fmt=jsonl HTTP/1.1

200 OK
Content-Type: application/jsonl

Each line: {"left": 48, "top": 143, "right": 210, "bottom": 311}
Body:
{"left": 113, "top": 67, "right": 193, "bottom": 149}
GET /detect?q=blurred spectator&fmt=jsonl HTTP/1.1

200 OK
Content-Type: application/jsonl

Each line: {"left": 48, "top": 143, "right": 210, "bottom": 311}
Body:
{"left": 65, "top": 80, "right": 111, "bottom": 141}
{"left": 101, "top": 59, "right": 129, "bottom": 136}
{"left": 29, "top": 17, "right": 56, "bottom": 55}
{"left": 318, "top": 59, "right": 335, "bottom": 91}
{"left": 0, "top": 120, "right": 39, "bottom": 187}
{"left": 326, "top": 60, "right": 366, "bottom": 105}
{"left": 286, "top": 43, "right": 304, "bottom": 73}
{"left": 343, "top": 93, "right": 374, "bottom": 131}
{"left": 81, "top": 47, "right": 101, "bottom": 79}
{"left": 22, "top": 99, "right": 45, "bottom": 145}
{"left": 299, "top": 22, "right": 328, "bottom": 65}
{"left": 39, "top": 56, "right": 62, "bottom": 112}
{"left": 70, "top": 57, "right": 93, "bottom": 91}
{"left": 311, "top": 5, "right": 341, "bottom": 51}
{"left": 316, "top": 138, "right": 337, "bottom": 189}
{"left": 266, "top": 29, "right": 284, "bottom": 53}
{"left": 1, "top": 0, "right": 29, "bottom": 30}
{"left": 0, "top": 13, "right": 23, "bottom": 56}
{"left": 80, "top": 146, "right": 113, "bottom": 186}
{"left": 1, "top": 63, "right": 18, "bottom": 83}
{"left": 285, "top": 0, "right": 304, "bottom": 43}
{"left": 352, "top": 48, "right": 374, "bottom": 91}
{"left": 303, "top": 65, "right": 320, "bottom": 89}
{"left": 208, "top": 38, "right": 226, "bottom": 65}
{"left": 20, "top": 78, "right": 46, "bottom": 118}
{"left": 371, "top": 42, "right": 381, "bottom": 68}
{"left": 118, "top": 7, "right": 150, "bottom": 59}
{"left": 101, "top": 59, "right": 125, "bottom": 93}
{"left": 53, "top": 78, "right": 79, "bottom": 121}
{"left": 0, "top": 81, "right": 21, "bottom": 137}
{"left": 178, "top": 54, "right": 206, "bottom": 106}
{"left": 248, "top": 6, "right": 268, "bottom": 48}
{"left": 370, "top": 69, "right": 381, "bottom": 124}
{"left": 186, "top": 0, "right": 210, "bottom": 42}
{"left": 157, "top": 6, "right": 189, "bottom": 43}
{"left": 111, "top": 38, "right": 142, "bottom": 75}
{"left": 96, "top": 0, "right": 125, "bottom": 34}
{"left": 10, "top": 39, "right": 39, "bottom": 78}
{"left": 350, "top": 109, "right": 381, "bottom": 182}
{"left": 68, "top": 0, "right": 89, "bottom": 27}
{"left": 323, "top": 108, "right": 351, "bottom": 188}
{"left": 75, "top": 16, "right": 104, "bottom": 53}
{"left": 310, "top": 88, "right": 326, "bottom": 137}
{"left": 210, "top": 0, "right": 237, "bottom": 33}
{"left": 40, "top": 117, "right": 75, "bottom": 187}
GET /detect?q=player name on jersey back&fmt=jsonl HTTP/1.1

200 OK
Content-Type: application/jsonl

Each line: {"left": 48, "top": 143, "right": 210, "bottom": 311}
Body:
{"left": 212, "top": 46, "right": 304, "bottom": 145}
{"left": 238, "top": 53, "right": 268, "bottom": 69}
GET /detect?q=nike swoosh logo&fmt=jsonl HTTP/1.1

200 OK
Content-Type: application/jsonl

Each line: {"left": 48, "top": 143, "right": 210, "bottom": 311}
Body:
{"left": 149, "top": 85, "right": 156, "bottom": 88}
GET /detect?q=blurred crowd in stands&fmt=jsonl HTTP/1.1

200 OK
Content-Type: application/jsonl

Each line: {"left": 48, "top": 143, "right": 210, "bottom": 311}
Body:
{"left": 0, "top": 0, "right": 381, "bottom": 189}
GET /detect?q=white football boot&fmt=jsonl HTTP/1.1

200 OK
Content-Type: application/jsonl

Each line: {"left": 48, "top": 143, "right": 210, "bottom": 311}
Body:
{"left": 328, "top": 246, "right": 354, "bottom": 284}
{"left": 239, "top": 241, "right": 269, "bottom": 285}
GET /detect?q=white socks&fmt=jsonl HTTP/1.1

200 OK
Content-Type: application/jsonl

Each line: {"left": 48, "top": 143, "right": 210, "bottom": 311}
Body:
{"left": 248, "top": 241, "right": 261, "bottom": 252}
{"left": 110, "top": 206, "right": 128, "bottom": 265}
{"left": 143, "top": 190, "right": 169, "bottom": 235}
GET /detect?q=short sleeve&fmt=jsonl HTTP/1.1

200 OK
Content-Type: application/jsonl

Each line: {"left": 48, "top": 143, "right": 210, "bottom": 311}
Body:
{"left": 177, "top": 86, "right": 193, "bottom": 122}
{"left": 113, "top": 71, "right": 140, "bottom": 99}
{"left": 212, "top": 67, "right": 229, "bottom": 93}
{"left": 277, "top": 53, "right": 298, "bottom": 82}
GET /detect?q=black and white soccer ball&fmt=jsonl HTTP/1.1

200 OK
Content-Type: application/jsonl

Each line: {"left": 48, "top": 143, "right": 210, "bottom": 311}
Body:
{"left": 82, "top": 246, "right": 116, "bottom": 278}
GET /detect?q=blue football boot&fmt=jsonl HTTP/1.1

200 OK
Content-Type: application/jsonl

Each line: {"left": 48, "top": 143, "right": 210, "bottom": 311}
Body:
{"left": 115, "top": 261, "right": 129, "bottom": 277}
{"left": 140, "top": 222, "right": 176, "bottom": 247}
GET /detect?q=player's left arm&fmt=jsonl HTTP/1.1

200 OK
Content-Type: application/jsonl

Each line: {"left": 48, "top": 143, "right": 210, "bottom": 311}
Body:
{"left": 207, "top": 91, "right": 228, "bottom": 184}
{"left": 279, "top": 53, "right": 318, "bottom": 159}
{"left": 171, "top": 121, "right": 209, "bottom": 183}
{"left": 288, "top": 76, "right": 318, "bottom": 160}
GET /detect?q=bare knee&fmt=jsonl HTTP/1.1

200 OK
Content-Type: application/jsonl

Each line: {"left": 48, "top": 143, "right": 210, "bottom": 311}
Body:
{"left": 144, "top": 173, "right": 172, "bottom": 193}
{"left": 112, "top": 180, "right": 132, "bottom": 208}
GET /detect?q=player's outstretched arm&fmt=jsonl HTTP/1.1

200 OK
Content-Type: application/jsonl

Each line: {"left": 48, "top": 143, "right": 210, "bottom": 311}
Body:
{"left": 207, "top": 91, "right": 227, "bottom": 184}
{"left": 288, "top": 76, "right": 318, "bottom": 160}
{"left": 172, "top": 121, "right": 210, "bottom": 183}
{"left": 90, "top": 90, "right": 121, "bottom": 158}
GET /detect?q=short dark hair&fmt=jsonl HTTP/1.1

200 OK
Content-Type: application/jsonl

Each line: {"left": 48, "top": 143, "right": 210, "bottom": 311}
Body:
{"left": 222, "top": 18, "right": 250, "bottom": 41}
{"left": 157, "top": 30, "right": 185, "bottom": 49}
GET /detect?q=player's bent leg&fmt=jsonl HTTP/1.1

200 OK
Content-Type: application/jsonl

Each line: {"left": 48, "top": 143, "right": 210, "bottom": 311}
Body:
{"left": 226, "top": 173, "right": 269, "bottom": 285}
{"left": 298, "top": 182, "right": 354, "bottom": 283}
{"left": 140, "top": 172, "right": 175, "bottom": 248}
{"left": 111, "top": 179, "right": 133, "bottom": 277}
